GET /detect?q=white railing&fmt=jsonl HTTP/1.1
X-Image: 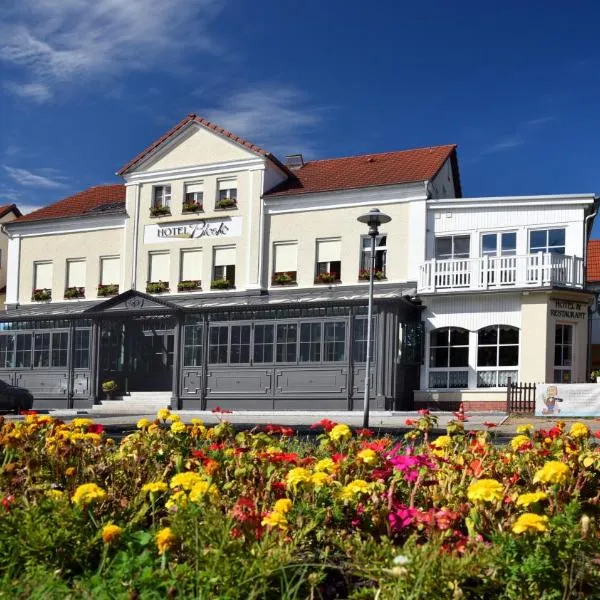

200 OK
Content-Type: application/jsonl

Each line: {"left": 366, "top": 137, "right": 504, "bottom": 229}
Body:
{"left": 418, "top": 253, "right": 584, "bottom": 293}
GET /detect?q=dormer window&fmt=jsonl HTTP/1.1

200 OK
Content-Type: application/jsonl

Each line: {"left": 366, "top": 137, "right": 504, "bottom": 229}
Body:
{"left": 216, "top": 179, "right": 237, "bottom": 210}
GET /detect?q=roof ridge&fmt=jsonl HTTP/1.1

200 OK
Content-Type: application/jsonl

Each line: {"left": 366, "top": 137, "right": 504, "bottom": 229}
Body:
{"left": 302, "top": 144, "right": 457, "bottom": 165}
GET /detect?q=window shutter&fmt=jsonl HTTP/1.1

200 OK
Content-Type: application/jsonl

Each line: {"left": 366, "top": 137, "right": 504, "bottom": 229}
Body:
{"left": 67, "top": 260, "right": 86, "bottom": 287}
{"left": 317, "top": 239, "right": 341, "bottom": 262}
{"left": 214, "top": 246, "right": 235, "bottom": 267}
{"left": 186, "top": 182, "right": 204, "bottom": 194}
{"left": 218, "top": 179, "right": 237, "bottom": 191}
{"left": 34, "top": 262, "right": 52, "bottom": 289}
{"left": 181, "top": 249, "right": 202, "bottom": 280}
{"left": 100, "top": 257, "right": 120, "bottom": 285}
{"left": 149, "top": 253, "right": 170, "bottom": 282}
{"left": 274, "top": 243, "right": 298, "bottom": 272}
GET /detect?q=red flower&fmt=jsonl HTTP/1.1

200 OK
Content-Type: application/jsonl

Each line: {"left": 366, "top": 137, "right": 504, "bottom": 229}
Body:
{"left": 19, "top": 409, "right": 37, "bottom": 415}
{"left": 1, "top": 495, "right": 14, "bottom": 511}
{"left": 88, "top": 424, "right": 104, "bottom": 434}
{"left": 356, "top": 428, "right": 374, "bottom": 437}
{"left": 405, "top": 418, "right": 416, "bottom": 426}
{"left": 483, "top": 422, "right": 497, "bottom": 428}
{"left": 594, "top": 431, "right": 600, "bottom": 439}
{"left": 310, "top": 418, "right": 336, "bottom": 432}
{"left": 191, "top": 449, "right": 207, "bottom": 460}
{"left": 212, "top": 406, "right": 233, "bottom": 414}
{"left": 332, "top": 453, "right": 346, "bottom": 464}
{"left": 360, "top": 439, "right": 390, "bottom": 452}
{"left": 208, "top": 442, "right": 225, "bottom": 451}
{"left": 418, "top": 409, "right": 430, "bottom": 416}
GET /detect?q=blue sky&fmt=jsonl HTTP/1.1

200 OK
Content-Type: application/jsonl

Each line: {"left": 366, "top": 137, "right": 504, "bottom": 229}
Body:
{"left": 1, "top": 1, "right": 599, "bottom": 230}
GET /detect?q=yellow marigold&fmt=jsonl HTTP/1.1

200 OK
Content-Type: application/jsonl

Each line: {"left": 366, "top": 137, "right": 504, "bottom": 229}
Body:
{"left": 510, "top": 435, "right": 531, "bottom": 451}
{"left": 71, "top": 483, "right": 107, "bottom": 507}
{"left": 191, "top": 418, "right": 204, "bottom": 426}
{"left": 170, "top": 421, "right": 186, "bottom": 434}
{"left": 71, "top": 418, "right": 93, "bottom": 428}
{"left": 167, "top": 413, "right": 181, "bottom": 422}
{"left": 339, "top": 479, "right": 371, "bottom": 500}
{"left": 516, "top": 424, "right": 533, "bottom": 435}
{"left": 137, "top": 418, "right": 151, "bottom": 429}
{"left": 148, "top": 423, "right": 159, "bottom": 433}
{"left": 166, "top": 490, "right": 188, "bottom": 511}
{"left": 315, "top": 458, "right": 336, "bottom": 473}
{"left": 533, "top": 461, "right": 570, "bottom": 485}
{"left": 274, "top": 498, "right": 293, "bottom": 514}
{"left": 157, "top": 408, "right": 171, "bottom": 421}
{"left": 311, "top": 472, "right": 331, "bottom": 488}
{"left": 102, "top": 524, "right": 123, "bottom": 544}
{"left": 141, "top": 481, "right": 168, "bottom": 495}
{"left": 65, "top": 466, "right": 76, "bottom": 477}
{"left": 261, "top": 511, "right": 288, "bottom": 530}
{"left": 84, "top": 433, "right": 102, "bottom": 444}
{"left": 466, "top": 479, "right": 504, "bottom": 503}
{"left": 286, "top": 467, "right": 312, "bottom": 490}
{"left": 569, "top": 422, "right": 590, "bottom": 439}
{"left": 516, "top": 491, "right": 548, "bottom": 507}
{"left": 156, "top": 527, "right": 176, "bottom": 554}
{"left": 357, "top": 448, "right": 378, "bottom": 465}
{"left": 431, "top": 435, "right": 452, "bottom": 449}
{"left": 329, "top": 423, "right": 352, "bottom": 442}
{"left": 189, "top": 481, "right": 219, "bottom": 502}
{"left": 170, "top": 471, "right": 203, "bottom": 490}
{"left": 512, "top": 513, "right": 549, "bottom": 534}
{"left": 45, "top": 489, "right": 65, "bottom": 500}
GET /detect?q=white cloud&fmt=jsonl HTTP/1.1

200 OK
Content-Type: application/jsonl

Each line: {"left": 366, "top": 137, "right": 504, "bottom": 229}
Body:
{"left": 4, "top": 81, "right": 52, "bottom": 102}
{"left": 482, "top": 135, "right": 526, "bottom": 155}
{"left": 3, "top": 166, "right": 68, "bottom": 189}
{"left": 0, "top": 0, "right": 222, "bottom": 101}
{"left": 203, "top": 86, "right": 323, "bottom": 157}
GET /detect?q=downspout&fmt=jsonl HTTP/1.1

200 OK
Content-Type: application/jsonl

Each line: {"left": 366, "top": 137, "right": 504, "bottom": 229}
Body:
{"left": 584, "top": 202, "right": 598, "bottom": 378}
{"left": 131, "top": 184, "right": 140, "bottom": 290}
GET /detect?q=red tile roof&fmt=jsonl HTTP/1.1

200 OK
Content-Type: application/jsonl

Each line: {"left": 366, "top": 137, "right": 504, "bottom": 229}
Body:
{"left": 587, "top": 239, "right": 600, "bottom": 282}
{"left": 264, "top": 145, "right": 458, "bottom": 197}
{"left": 117, "top": 114, "right": 288, "bottom": 176}
{"left": 14, "top": 184, "right": 125, "bottom": 224}
{"left": 0, "top": 204, "right": 22, "bottom": 219}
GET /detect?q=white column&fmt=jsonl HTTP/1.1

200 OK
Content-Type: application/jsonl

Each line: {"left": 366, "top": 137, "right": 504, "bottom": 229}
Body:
{"left": 467, "top": 330, "right": 478, "bottom": 389}
{"left": 6, "top": 235, "right": 20, "bottom": 305}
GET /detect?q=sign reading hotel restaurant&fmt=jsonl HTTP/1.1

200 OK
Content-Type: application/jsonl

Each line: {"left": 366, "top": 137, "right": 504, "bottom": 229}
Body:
{"left": 144, "top": 216, "right": 242, "bottom": 244}
{"left": 536, "top": 383, "right": 600, "bottom": 417}
{"left": 549, "top": 299, "right": 586, "bottom": 320}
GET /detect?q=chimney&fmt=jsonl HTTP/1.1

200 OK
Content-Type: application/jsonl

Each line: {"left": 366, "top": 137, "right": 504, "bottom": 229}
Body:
{"left": 285, "top": 154, "right": 304, "bottom": 169}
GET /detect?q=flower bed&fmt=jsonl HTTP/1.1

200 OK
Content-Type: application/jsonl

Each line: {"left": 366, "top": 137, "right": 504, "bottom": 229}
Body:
{"left": 0, "top": 412, "right": 599, "bottom": 598}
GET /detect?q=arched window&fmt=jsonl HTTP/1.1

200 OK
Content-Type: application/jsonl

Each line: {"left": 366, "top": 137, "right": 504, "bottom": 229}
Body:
{"left": 477, "top": 325, "right": 519, "bottom": 388}
{"left": 428, "top": 327, "right": 469, "bottom": 388}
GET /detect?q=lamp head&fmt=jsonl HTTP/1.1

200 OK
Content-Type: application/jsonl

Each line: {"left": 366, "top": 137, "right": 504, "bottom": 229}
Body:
{"left": 357, "top": 208, "right": 392, "bottom": 235}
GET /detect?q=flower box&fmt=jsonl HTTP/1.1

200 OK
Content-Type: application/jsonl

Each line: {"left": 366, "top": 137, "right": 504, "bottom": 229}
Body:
{"left": 358, "top": 269, "right": 386, "bottom": 281}
{"left": 31, "top": 288, "right": 51, "bottom": 302}
{"left": 146, "top": 281, "right": 169, "bottom": 294}
{"left": 97, "top": 284, "right": 119, "bottom": 297}
{"left": 211, "top": 278, "right": 234, "bottom": 290}
{"left": 215, "top": 198, "right": 237, "bottom": 210}
{"left": 182, "top": 202, "right": 203, "bottom": 214}
{"left": 314, "top": 272, "right": 340, "bottom": 284}
{"left": 64, "top": 286, "right": 85, "bottom": 299}
{"left": 272, "top": 271, "right": 297, "bottom": 286}
{"left": 177, "top": 280, "right": 202, "bottom": 292}
{"left": 150, "top": 206, "right": 171, "bottom": 217}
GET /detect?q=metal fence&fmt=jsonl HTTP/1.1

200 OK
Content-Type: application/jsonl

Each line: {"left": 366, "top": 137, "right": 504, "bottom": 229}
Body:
{"left": 506, "top": 378, "right": 537, "bottom": 413}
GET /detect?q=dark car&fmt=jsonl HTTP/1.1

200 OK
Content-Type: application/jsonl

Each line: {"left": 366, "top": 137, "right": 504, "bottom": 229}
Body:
{"left": 0, "top": 380, "right": 34, "bottom": 413}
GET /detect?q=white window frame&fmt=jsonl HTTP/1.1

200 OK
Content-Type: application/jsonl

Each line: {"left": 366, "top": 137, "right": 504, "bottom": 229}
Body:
{"left": 153, "top": 185, "right": 171, "bottom": 209}
{"left": 428, "top": 327, "right": 469, "bottom": 389}
{"left": 528, "top": 227, "right": 566, "bottom": 255}
{"left": 476, "top": 325, "right": 519, "bottom": 388}
{"left": 553, "top": 323, "right": 573, "bottom": 383}
{"left": 480, "top": 231, "right": 517, "bottom": 257}
{"left": 359, "top": 234, "right": 387, "bottom": 276}
{"left": 434, "top": 234, "right": 471, "bottom": 260}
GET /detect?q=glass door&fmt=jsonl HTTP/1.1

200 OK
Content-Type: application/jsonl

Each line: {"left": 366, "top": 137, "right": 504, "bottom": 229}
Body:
{"left": 481, "top": 232, "right": 517, "bottom": 285}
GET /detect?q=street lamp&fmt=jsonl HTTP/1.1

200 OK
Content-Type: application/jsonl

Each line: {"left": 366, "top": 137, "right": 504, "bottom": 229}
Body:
{"left": 357, "top": 208, "right": 391, "bottom": 428}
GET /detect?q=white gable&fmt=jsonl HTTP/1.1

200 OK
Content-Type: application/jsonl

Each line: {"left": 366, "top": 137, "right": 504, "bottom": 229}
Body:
{"left": 137, "top": 123, "right": 259, "bottom": 173}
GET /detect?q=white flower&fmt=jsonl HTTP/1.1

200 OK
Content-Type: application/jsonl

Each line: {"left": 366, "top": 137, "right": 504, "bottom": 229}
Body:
{"left": 393, "top": 555, "right": 410, "bottom": 565}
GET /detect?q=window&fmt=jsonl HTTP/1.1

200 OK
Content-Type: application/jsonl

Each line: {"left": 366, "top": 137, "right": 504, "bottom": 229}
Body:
{"left": 481, "top": 232, "right": 516, "bottom": 257}
{"left": 315, "top": 239, "right": 341, "bottom": 283}
{"left": 148, "top": 252, "right": 170, "bottom": 283}
{"left": 352, "top": 317, "right": 375, "bottom": 363}
{"left": 434, "top": 235, "right": 470, "bottom": 260}
{"left": 529, "top": 228, "right": 565, "bottom": 254}
{"left": 276, "top": 323, "right": 297, "bottom": 363}
{"left": 428, "top": 328, "right": 469, "bottom": 388}
{"left": 184, "top": 182, "right": 204, "bottom": 210}
{"left": 73, "top": 330, "right": 90, "bottom": 369}
{"left": 324, "top": 321, "right": 346, "bottom": 362}
{"left": 15, "top": 334, "right": 31, "bottom": 368}
{"left": 183, "top": 324, "right": 203, "bottom": 367}
{"left": 230, "top": 325, "right": 251, "bottom": 364}
{"left": 100, "top": 257, "right": 120, "bottom": 285}
{"left": 253, "top": 324, "right": 274, "bottom": 363}
{"left": 51, "top": 332, "right": 68, "bottom": 367}
{"left": 554, "top": 324, "right": 573, "bottom": 383}
{"left": 208, "top": 325, "right": 228, "bottom": 364}
{"left": 359, "top": 235, "right": 387, "bottom": 278}
{"left": 34, "top": 261, "right": 53, "bottom": 290}
{"left": 33, "top": 333, "right": 50, "bottom": 367}
{"left": 180, "top": 249, "right": 202, "bottom": 285}
{"left": 213, "top": 247, "right": 235, "bottom": 286}
{"left": 153, "top": 185, "right": 171, "bottom": 209}
{"left": 272, "top": 242, "right": 298, "bottom": 284}
{"left": 476, "top": 325, "right": 519, "bottom": 387}
{"left": 216, "top": 179, "right": 237, "bottom": 208}
{"left": 0, "top": 335, "right": 14, "bottom": 368}
{"left": 67, "top": 259, "right": 86, "bottom": 288}
{"left": 300, "top": 322, "right": 322, "bottom": 362}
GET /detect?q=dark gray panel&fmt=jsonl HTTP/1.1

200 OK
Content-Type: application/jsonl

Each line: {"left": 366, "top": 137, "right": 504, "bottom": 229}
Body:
{"left": 205, "top": 398, "right": 274, "bottom": 411}
{"left": 352, "top": 367, "right": 376, "bottom": 397}
{"left": 274, "top": 397, "right": 348, "bottom": 411}
{"left": 275, "top": 368, "right": 347, "bottom": 397}
{"left": 72, "top": 398, "right": 94, "bottom": 409}
{"left": 206, "top": 369, "right": 272, "bottom": 396}
{"left": 15, "top": 371, "right": 68, "bottom": 397}
{"left": 32, "top": 398, "right": 69, "bottom": 410}
{"left": 73, "top": 372, "right": 91, "bottom": 396}
{"left": 182, "top": 369, "right": 202, "bottom": 396}
{"left": 181, "top": 397, "right": 204, "bottom": 410}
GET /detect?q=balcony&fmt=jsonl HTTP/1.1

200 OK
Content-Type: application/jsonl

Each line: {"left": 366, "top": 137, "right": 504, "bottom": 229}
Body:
{"left": 418, "top": 253, "right": 584, "bottom": 294}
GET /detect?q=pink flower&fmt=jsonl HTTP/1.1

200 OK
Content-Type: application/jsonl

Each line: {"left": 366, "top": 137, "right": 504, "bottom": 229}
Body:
{"left": 388, "top": 505, "right": 418, "bottom": 531}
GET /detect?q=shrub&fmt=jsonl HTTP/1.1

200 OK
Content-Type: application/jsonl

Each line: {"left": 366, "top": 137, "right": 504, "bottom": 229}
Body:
{"left": 146, "top": 281, "right": 169, "bottom": 294}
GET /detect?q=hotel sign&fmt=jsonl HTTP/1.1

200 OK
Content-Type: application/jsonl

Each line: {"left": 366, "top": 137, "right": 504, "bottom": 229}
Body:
{"left": 144, "top": 216, "right": 242, "bottom": 244}
{"left": 549, "top": 299, "right": 586, "bottom": 320}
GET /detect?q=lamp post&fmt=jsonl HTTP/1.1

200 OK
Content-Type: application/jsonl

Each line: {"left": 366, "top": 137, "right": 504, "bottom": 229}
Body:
{"left": 357, "top": 208, "right": 391, "bottom": 428}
